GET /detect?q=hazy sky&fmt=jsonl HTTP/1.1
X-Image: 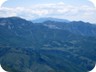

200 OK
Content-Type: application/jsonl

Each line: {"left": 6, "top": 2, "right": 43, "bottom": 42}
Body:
{"left": 0, "top": 0, "right": 96, "bottom": 23}
{"left": 3, "top": 0, "right": 93, "bottom": 7}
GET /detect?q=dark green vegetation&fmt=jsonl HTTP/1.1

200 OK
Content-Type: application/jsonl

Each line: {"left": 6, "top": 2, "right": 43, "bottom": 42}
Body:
{"left": 0, "top": 17, "right": 96, "bottom": 72}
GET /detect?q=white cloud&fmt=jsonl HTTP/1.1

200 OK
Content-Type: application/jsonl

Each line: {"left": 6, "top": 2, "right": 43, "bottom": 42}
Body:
{"left": 0, "top": 2, "right": 96, "bottom": 23}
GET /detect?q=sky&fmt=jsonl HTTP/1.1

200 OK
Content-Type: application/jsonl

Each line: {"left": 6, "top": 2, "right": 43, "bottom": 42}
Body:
{"left": 0, "top": 0, "right": 96, "bottom": 23}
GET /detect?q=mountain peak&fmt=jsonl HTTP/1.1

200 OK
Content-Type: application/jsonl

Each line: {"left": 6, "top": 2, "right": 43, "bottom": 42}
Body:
{"left": 0, "top": 17, "right": 31, "bottom": 26}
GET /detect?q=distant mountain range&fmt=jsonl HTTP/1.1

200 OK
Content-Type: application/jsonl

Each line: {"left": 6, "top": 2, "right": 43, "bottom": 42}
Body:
{"left": 32, "top": 17, "right": 70, "bottom": 23}
{"left": 0, "top": 17, "right": 96, "bottom": 72}
{"left": 32, "top": 17, "right": 96, "bottom": 36}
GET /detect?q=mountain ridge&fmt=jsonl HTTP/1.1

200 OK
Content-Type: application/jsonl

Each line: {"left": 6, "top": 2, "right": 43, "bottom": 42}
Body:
{"left": 0, "top": 17, "right": 96, "bottom": 72}
{"left": 32, "top": 17, "right": 70, "bottom": 23}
